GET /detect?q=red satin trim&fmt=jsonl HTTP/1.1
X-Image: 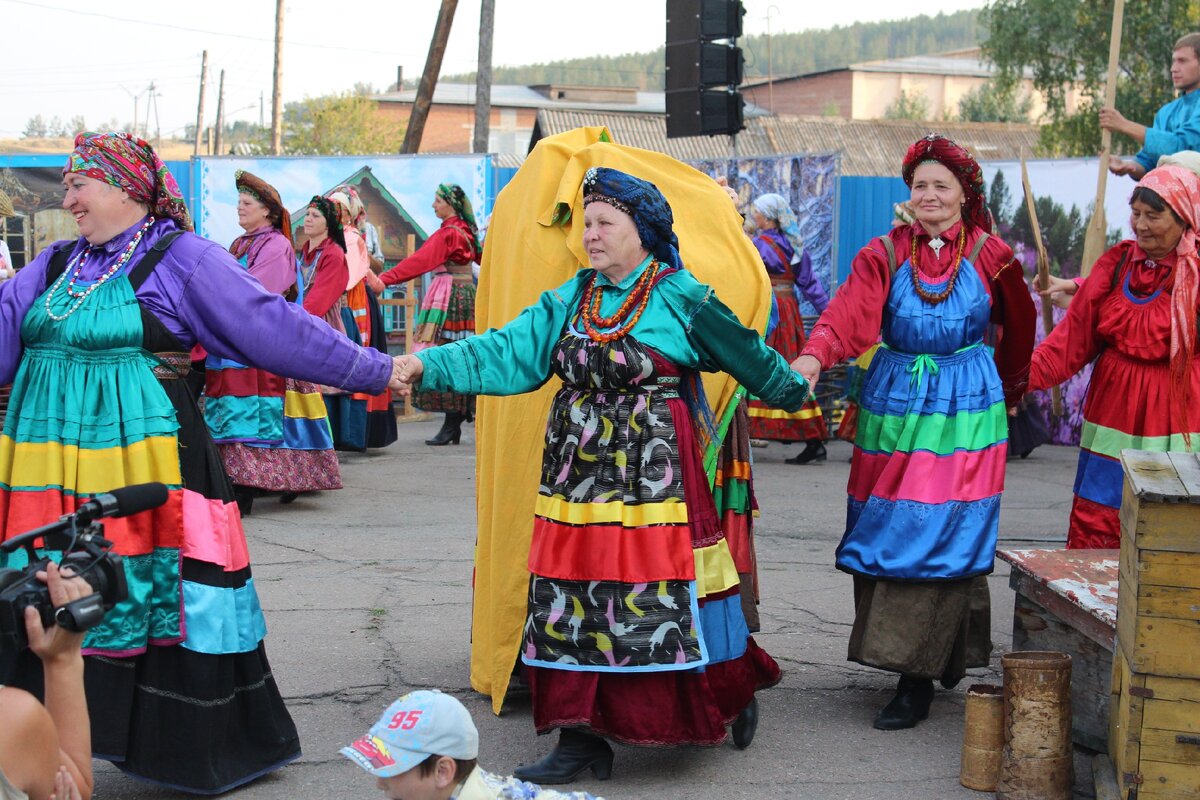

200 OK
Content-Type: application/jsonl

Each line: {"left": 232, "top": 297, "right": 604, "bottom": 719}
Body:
{"left": 1, "top": 488, "right": 185, "bottom": 554}
{"left": 1067, "top": 495, "right": 1120, "bottom": 549}
{"left": 528, "top": 518, "right": 695, "bottom": 582}
{"left": 205, "top": 367, "right": 286, "bottom": 398}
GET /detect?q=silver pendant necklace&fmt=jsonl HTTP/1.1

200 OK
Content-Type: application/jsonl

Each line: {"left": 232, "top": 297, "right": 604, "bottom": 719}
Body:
{"left": 928, "top": 236, "right": 946, "bottom": 258}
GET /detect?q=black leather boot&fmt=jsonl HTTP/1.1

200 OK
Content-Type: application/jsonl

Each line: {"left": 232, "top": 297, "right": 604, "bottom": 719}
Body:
{"left": 873, "top": 674, "right": 934, "bottom": 730}
{"left": 512, "top": 729, "right": 614, "bottom": 785}
{"left": 425, "top": 412, "right": 464, "bottom": 446}
{"left": 785, "top": 439, "right": 827, "bottom": 465}
{"left": 234, "top": 486, "right": 255, "bottom": 517}
{"left": 731, "top": 697, "right": 759, "bottom": 749}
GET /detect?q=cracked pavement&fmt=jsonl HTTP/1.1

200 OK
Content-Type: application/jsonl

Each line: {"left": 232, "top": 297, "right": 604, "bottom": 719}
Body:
{"left": 93, "top": 423, "right": 1097, "bottom": 799}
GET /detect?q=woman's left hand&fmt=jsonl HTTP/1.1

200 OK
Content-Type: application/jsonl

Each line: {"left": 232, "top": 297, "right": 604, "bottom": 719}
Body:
{"left": 790, "top": 354, "right": 821, "bottom": 394}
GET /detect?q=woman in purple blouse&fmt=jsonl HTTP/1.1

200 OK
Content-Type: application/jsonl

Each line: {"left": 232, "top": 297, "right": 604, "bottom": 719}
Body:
{"left": 0, "top": 132, "right": 402, "bottom": 794}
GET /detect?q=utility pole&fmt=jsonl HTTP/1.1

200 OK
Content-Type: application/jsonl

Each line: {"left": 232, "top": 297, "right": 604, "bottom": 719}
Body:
{"left": 260, "top": 91, "right": 265, "bottom": 128}
{"left": 271, "top": 0, "right": 284, "bottom": 154}
{"left": 147, "top": 81, "right": 161, "bottom": 145}
{"left": 214, "top": 69, "right": 226, "bottom": 155}
{"left": 473, "top": 0, "right": 495, "bottom": 154}
{"left": 194, "top": 51, "right": 208, "bottom": 155}
{"left": 402, "top": 0, "right": 459, "bottom": 154}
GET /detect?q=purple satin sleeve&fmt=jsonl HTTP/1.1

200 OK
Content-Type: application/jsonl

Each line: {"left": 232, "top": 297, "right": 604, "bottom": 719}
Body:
{"left": 794, "top": 250, "right": 830, "bottom": 313}
{"left": 753, "top": 236, "right": 787, "bottom": 274}
{"left": 0, "top": 248, "right": 56, "bottom": 385}
{"left": 245, "top": 232, "right": 297, "bottom": 295}
{"left": 163, "top": 238, "right": 391, "bottom": 393}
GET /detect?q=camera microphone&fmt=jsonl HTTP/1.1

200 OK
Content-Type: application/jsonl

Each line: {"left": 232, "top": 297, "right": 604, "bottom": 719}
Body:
{"left": 74, "top": 483, "right": 170, "bottom": 524}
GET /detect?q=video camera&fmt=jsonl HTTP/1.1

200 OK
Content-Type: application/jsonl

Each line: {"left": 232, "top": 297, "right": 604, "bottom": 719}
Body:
{"left": 0, "top": 483, "right": 168, "bottom": 661}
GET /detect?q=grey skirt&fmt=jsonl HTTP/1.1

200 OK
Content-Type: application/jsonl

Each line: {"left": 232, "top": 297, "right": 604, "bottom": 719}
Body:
{"left": 848, "top": 575, "right": 992, "bottom": 682}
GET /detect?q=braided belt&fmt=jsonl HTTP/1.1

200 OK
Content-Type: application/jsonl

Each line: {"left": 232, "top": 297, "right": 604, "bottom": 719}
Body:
{"left": 152, "top": 351, "right": 192, "bottom": 380}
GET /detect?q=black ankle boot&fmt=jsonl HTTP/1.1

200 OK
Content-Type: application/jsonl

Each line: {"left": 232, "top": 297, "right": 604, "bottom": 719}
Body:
{"left": 512, "top": 729, "right": 614, "bottom": 785}
{"left": 873, "top": 674, "right": 934, "bottom": 730}
{"left": 234, "top": 486, "right": 255, "bottom": 517}
{"left": 425, "top": 412, "right": 464, "bottom": 446}
{"left": 785, "top": 439, "right": 827, "bottom": 465}
{"left": 731, "top": 697, "right": 759, "bottom": 749}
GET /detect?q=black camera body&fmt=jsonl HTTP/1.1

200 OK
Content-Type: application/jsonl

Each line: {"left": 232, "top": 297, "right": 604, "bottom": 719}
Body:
{"left": 0, "top": 522, "right": 128, "bottom": 655}
{"left": 0, "top": 483, "right": 167, "bottom": 669}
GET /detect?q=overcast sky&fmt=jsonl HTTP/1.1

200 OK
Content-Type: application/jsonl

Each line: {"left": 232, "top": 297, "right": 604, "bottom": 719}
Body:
{"left": 0, "top": 0, "right": 987, "bottom": 139}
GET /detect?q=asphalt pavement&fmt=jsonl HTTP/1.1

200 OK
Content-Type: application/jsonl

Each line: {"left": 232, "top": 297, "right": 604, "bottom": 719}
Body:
{"left": 92, "top": 421, "right": 1096, "bottom": 800}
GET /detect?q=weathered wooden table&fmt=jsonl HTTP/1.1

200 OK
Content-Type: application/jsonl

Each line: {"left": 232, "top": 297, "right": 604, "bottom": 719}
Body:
{"left": 997, "top": 547, "right": 1119, "bottom": 752}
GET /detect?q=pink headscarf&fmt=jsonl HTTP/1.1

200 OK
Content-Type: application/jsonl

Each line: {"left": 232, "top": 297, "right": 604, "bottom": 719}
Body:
{"left": 1136, "top": 164, "right": 1200, "bottom": 446}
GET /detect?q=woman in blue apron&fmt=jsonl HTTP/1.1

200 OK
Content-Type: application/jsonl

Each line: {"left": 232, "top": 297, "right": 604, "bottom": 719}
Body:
{"left": 794, "top": 135, "right": 1036, "bottom": 730}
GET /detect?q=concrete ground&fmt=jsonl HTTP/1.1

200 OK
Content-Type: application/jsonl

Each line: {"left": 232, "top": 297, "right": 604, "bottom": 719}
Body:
{"left": 93, "top": 422, "right": 1096, "bottom": 800}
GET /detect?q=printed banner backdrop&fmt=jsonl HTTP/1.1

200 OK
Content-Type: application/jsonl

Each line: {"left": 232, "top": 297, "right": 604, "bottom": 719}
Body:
{"left": 690, "top": 153, "right": 840, "bottom": 316}
{"left": 193, "top": 154, "right": 490, "bottom": 261}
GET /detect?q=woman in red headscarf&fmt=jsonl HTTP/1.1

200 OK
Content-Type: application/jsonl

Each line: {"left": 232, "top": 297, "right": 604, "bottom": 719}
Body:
{"left": 794, "top": 134, "right": 1035, "bottom": 731}
{"left": 1029, "top": 164, "right": 1200, "bottom": 549}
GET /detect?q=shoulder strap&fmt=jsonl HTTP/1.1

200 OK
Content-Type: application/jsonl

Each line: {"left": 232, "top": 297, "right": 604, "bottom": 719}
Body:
{"left": 761, "top": 236, "right": 792, "bottom": 271}
{"left": 128, "top": 230, "right": 185, "bottom": 291}
{"left": 967, "top": 231, "right": 990, "bottom": 265}
{"left": 877, "top": 236, "right": 898, "bottom": 276}
{"left": 44, "top": 243, "right": 76, "bottom": 289}
{"left": 1110, "top": 248, "right": 1129, "bottom": 293}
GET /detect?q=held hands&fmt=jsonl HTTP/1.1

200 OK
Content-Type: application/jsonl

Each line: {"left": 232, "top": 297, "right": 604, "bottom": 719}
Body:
{"left": 1033, "top": 273, "right": 1079, "bottom": 310}
{"left": 790, "top": 354, "right": 821, "bottom": 396}
{"left": 24, "top": 562, "right": 91, "bottom": 665}
{"left": 390, "top": 354, "right": 424, "bottom": 396}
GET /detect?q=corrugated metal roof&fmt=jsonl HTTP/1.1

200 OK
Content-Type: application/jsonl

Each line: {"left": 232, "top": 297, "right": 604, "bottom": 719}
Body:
{"left": 534, "top": 110, "right": 1041, "bottom": 176}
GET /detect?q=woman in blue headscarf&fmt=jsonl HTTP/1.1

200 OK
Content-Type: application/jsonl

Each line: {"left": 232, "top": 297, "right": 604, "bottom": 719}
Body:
{"left": 393, "top": 167, "right": 812, "bottom": 783}
{"left": 748, "top": 193, "right": 832, "bottom": 463}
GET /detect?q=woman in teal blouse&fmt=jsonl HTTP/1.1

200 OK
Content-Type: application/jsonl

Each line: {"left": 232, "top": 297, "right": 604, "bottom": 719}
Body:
{"left": 394, "top": 167, "right": 810, "bottom": 785}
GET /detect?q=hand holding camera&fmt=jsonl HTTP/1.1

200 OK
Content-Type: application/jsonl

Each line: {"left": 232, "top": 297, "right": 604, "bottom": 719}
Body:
{"left": 24, "top": 562, "right": 92, "bottom": 665}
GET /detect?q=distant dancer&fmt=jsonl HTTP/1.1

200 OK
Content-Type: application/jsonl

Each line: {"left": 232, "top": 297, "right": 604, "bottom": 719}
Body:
{"left": 747, "top": 193, "right": 830, "bottom": 464}
{"left": 372, "top": 184, "right": 481, "bottom": 446}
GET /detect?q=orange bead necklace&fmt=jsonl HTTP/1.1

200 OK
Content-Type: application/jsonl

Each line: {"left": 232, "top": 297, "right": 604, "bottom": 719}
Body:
{"left": 910, "top": 225, "right": 967, "bottom": 305}
{"left": 580, "top": 260, "right": 660, "bottom": 343}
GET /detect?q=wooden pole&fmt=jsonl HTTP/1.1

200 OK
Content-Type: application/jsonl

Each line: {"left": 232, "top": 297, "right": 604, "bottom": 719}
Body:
{"left": 214, "top": 69, "right": 226, "bottom": 156}
{"left": 402, "top": 0, "right": 459, "bottom": 154}
{"left": 193, "top": 51, "right": 208, "bottom": 156}
{"left": 1080, "top": 0, "right": 1125, "bottom": 278}
{"left": 1021, "top": 156, "right": 1064, "bottom": 417}
{"left": 271, "top": 0, "right": 285, "bottom": 155}
{"left": 473, "top": 0, "right": 495, "bottom": 154}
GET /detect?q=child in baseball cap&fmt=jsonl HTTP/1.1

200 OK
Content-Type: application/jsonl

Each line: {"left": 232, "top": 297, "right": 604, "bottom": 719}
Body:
{"left": 343, "top": 690, "right": 604, "bottom": 800}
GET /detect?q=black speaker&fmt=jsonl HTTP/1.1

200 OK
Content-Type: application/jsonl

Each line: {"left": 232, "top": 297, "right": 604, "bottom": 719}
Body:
{"left": 666, "top": 88, "right": 744, "bottom": 138}
{"left": 665, "top": 0, "right": 745, "bottom": 138}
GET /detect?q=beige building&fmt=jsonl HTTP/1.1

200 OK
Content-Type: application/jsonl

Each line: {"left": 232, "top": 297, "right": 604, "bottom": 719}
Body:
{"left": 740, "top": 48, "right": 1080, "bottom": 122}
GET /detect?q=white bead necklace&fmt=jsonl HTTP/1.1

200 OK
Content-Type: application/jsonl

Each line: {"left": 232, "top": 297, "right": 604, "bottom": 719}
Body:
{"left": 44, "top": 217, "right": 155, "bottom": 322}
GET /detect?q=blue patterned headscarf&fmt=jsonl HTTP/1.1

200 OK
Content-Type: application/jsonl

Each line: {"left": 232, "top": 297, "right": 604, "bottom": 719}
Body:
{"left": 752, "top": 193, "right": 803, "bottom": 263}
{"left": 582, "top": 167, "right": 681, "bottom": 269}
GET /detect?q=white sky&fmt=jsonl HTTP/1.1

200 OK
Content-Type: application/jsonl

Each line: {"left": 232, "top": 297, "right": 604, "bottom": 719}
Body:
{"left": 0, "top": 0, "right": 987, "bottom": 139}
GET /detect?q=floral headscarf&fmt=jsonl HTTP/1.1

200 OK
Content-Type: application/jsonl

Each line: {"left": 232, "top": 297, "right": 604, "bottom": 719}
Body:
{"left": 64, "top": 131, "right": 192, "bottom": 231}
{"left": 752, "top": 193, "right": 803, "bottom": 262}
{"left": 901, "top": 133, "right": 990, "bottom": 232}
{"left": 235, "top": 169, "right": 292, "bottom": 245}
{"left": 435, "top": 183, "right": 480, "bottom": 255}
{"left": 1135, "top": 165, "right": 1200, "bottom": 446}
{"left": 582, "top": 167, "right": 681, "bottom": 270}
{"left": 308, "top": 196, "right": 346, "bottom": 253}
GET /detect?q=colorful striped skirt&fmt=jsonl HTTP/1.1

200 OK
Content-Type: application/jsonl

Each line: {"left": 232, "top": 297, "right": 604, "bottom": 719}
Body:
{"left": 748, "top": 287, "right": 826, "bottom": 442}
{"left": 412, "top": 272, "right": 476, "bottom": 418}
{"left": 837, "top": 343, "right": 1007, "bottom": 581}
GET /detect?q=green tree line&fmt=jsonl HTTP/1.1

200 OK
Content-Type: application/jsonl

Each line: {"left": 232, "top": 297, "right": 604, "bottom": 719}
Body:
{"left": 442, "top": 10, "right": 982, "bottom": 91}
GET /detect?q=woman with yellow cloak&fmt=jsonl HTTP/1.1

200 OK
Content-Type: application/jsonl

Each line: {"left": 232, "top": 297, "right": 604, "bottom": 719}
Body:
{"left": 393, "top": 129, "right": 807, "bottom": 784}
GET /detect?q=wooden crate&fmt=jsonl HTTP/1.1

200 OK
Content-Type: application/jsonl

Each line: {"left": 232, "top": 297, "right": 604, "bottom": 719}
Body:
{"left": 1109, "top": 450, "right": 1200, "bottom": 798}
{"left": 1116, "top": 451, "right": 1200, "bottom": 679}
{"left": 1109, "top": 652, "right": 1200, "bottom": 799}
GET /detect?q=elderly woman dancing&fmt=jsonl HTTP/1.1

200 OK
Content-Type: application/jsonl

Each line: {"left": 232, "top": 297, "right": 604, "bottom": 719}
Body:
{"left": 373, "top": 183, "right": 481, "bottom": 446}
{"left": 0, "top": 132, "right": 404, "bottom": 794}
{"left": 747, "top": 193, "right": 831, "bottom": 463}
{"left": 795, "top": 135, "right": 1035, "bottom": 730}
{"left": 1029, "top": 163, "right": 1200, "bottom": 548}
{"left": 393, "top": 167, "right": 811, "bottom": 783}
{"left": 203, "top": 171, "right": 343, "bottom": 514}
